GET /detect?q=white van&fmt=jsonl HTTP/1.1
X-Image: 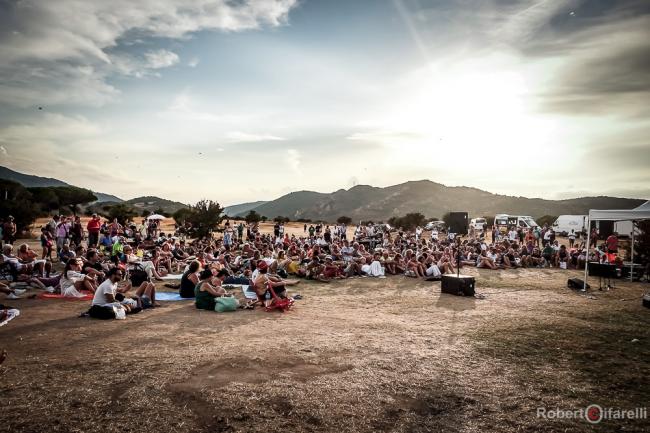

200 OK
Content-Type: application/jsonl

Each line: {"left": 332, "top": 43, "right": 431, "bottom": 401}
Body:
{"left": 495, "top": 214, "right": 539, "bottom": 233}
{"left": 552, "top": 215, "right": 587, "bottom": 236}
{"left": 470, "top": 218, "right": 487, "bottom": 231}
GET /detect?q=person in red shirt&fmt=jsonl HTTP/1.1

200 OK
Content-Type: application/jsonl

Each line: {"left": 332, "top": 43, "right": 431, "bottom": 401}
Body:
{"left": 606, "top": 232, "right": 619, "bottom": 254}
{"left": 86, "top": 214, "right": 102, "bottom": 248}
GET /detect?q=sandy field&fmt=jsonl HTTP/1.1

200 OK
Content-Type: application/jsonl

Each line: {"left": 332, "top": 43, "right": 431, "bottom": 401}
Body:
{"left": 0, "top": 236, "right": 649, "bottom": 432}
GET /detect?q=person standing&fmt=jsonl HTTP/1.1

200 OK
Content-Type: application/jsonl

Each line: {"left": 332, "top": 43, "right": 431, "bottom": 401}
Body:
{"left": 606, "top": 232, "right": 619, "bottom": 255}
{"left": 87, "top": 214, "right": 101, "bottom": 247}
{"left": 55, "top": 216, "right": 71, "bottom": 252}
{"left": 71, "top": 216, "right": 84, "bottom": 248}
{"left": 568, "top": 230, "right": 576, "bottom": 248}
{"left": 2, "top": 216, "right": 16, "bottom": 245}
{"left": 590, "top": 227, "right": 598, "bottom": 248}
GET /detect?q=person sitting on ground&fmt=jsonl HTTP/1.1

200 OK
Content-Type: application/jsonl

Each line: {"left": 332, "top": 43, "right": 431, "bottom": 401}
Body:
{"left": 194, "top": 269, "right": 232, "bottom": 310}
{"left": 17, "top": 243, "right": 51, "bottom": 277}
{"left": 61, "top": 258, "right": 97, "bottom": 297}
{"left": 58, "top": 243, "right": 76, "bottom": 264}
{"left": 253, "top": 261, "right": 289, "bottom": 307}
{"left": 91, "top": 267, "right": 129, "bottom": 316}
{"left": 180, "top": 260, "right": 200, "bottom": 298}
{"left": 122, "top": 245, "right": 164, "bottom": 281}
{"left": 361, "top": 253, "right": 385, "bottom": 277}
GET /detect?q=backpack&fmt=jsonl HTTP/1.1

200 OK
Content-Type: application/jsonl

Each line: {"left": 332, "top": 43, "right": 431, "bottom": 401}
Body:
{"left": 129, "top": 264, "right": 149, "bottom": 287}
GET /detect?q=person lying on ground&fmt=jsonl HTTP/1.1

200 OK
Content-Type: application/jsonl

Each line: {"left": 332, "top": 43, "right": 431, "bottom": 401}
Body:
{"left": 0, "top": 282, "right": 26, "bottom": 300}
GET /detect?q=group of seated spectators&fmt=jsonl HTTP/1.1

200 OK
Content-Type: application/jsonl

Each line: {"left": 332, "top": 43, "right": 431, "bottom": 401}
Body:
{"left": 0, "top": 211, "right": 635, "bottom": 313}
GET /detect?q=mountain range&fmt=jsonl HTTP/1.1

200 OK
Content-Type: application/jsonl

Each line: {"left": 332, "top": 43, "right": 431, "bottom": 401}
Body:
{"left": 0, "top": 166, "right": 186, "bottom": 213}
{"left": 0, "top": 166, "right": 122, "bottom": 203}
{"left": 2, "top": 166, "right": 644, "bottom": 222}
{"left": 229, "top": 180, "right": 645, "bottom": 221}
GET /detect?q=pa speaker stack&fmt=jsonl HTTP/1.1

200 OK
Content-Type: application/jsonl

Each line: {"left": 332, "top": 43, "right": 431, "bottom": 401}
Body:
{"left": 448, "top": 212, "right": 469, "bottom": 235}
{"left": 441, "top": 274, "right": 475, "bottom": 297}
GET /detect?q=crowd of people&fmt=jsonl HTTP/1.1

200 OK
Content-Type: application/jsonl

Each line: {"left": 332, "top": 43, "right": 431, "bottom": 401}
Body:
{"left": 0, "top": 211, "right": 637, "bottom": 318}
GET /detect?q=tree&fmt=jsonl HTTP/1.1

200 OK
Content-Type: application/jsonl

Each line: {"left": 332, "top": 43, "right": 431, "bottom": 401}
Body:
{"left": 442, "top": 212, "right": 452, "bottom": 227}
{"left": 482, "top": 215, "right": 495, "bottom": 227}
{"left": 261, "top": 216, "right": 268, "bottom": 222}
{"left": 273, "top": 216, "right": 290, "bottom": 223}
{"left": 185, "top": 199, "right": 224, "bottom": 238}
{"left": 337, "top": 216, "right": 352, "bottom": 225}
{"left": 102, "top": 204, "right": 138, "bottom": 225}
{"left": 537, "top": 215, "right": 557, "bottom": 227}
{"left": 51, "top": 187, "right": 97, "bottom": 215}
{"left": 27, "top": 187, "right": 60, "bottom": 213}
{"left": 172, "top": 207, "right": 193, "bottom": 224}
{"left": 141, "top": 209, "right": 151, "bottom": 217}
{"left": 387, "top": 212, "right": 425, "bottom": 231}
{"left": 0, "top": 179, "right": 40, "bottom": 234}
{"left": 245, "top": 210, "right": 261, "bottom": 224}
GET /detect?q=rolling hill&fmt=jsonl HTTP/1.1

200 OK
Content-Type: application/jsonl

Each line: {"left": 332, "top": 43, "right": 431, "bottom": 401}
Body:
{"left": 0, "top": 166, "right": 123, "bottom": 203}
{"left": 125, "top": 196, "right": 188, "bottom": 214}
{"left": 240, "top": 180, "right": 645, "bottom": 222}
{"left": 223, "top": 201, "right": 268, "bottom": 217}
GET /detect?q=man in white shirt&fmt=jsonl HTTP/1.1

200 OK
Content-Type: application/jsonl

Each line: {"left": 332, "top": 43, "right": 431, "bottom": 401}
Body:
{"left": 92, "top": 268, "right": 122, "bottom": 307}
{"left": 508, "top": 228, "right": 518, "bottom": 242}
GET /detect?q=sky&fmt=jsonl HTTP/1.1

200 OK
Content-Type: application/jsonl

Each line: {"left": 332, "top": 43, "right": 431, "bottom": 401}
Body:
{"left": 0, "top": 0, "right": 648, "bottom": 206}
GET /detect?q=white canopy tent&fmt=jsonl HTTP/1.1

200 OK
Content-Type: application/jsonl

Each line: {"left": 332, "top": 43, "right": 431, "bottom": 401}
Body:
{"left": 583, "top": 200, "right": 650, "bottom": 288}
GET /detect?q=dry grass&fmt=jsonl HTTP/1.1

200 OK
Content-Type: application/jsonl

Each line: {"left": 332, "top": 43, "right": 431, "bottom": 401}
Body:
{"left": 0, "top": 267, "right": 649, "bottom": 432}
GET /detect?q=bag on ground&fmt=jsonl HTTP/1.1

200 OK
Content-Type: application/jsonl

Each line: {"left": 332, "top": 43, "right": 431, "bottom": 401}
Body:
{"left": 214, "top": 297, "right": 239, "bottom": 313}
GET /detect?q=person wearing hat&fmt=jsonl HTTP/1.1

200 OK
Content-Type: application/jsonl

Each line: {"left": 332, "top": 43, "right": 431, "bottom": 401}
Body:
{"left": 2, "top": 216, "right": 16, "bottom": 245}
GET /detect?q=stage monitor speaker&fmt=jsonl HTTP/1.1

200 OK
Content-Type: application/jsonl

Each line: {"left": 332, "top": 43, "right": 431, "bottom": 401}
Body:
{"left": 448, "top": 212, "right": 469, "bottom": 235}
{"left": 441, "top": 274, "right": 475, "bottom": 297}
{"left": 588, "top": 262, "right": 618, "bottom": 278}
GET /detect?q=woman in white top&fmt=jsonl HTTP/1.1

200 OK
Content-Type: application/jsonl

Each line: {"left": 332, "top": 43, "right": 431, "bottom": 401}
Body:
{"left": 61, "top": 258, "right": 97, "bottom": 297}
{"left": 123, "top": 246, "right": 164, "bottom": 281}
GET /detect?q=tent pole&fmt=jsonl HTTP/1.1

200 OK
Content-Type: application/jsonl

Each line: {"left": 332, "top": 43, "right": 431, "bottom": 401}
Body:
{"left": 631, "top": 220, "right": 635, "bottom": 281}
{"left": 583, "top": 216, "right": 590, "bottom": 291}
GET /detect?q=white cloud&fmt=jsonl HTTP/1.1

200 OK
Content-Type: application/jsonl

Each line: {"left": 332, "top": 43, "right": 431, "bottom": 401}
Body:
{"left": 287, "top": 149, "right": 302, "bottom": 175}
{"left": 0, "top": 0, "right": 299, "bottom": 107}
{"left": 188, "top": 57, "right": 200, "bottom": 68}
{"left": 226, "top": 131, "right": 286, "bottom": 143}
{"left": 0, "top": 146, "right": 7, "bottom": 156}
{"left": 145, "top": 49, "right": 180, "bottom": 69}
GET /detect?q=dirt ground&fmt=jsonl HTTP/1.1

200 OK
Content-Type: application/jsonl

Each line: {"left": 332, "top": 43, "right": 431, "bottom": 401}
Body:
{"left": 1, "top": 256, "right": 649, "bottom": 432}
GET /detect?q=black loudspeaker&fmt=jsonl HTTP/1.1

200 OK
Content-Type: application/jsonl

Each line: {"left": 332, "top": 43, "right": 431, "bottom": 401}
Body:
{"left": 448, "top": 212, "right": 468, "bottom": 235}
{"left": 441, "top": 274, "right": 475, "bottom": 296}
{"left": 588, "top": 262, "right": 618, "bottom": 278}
{"left": 567, "top": 278, "right": 590, "bottom": 290}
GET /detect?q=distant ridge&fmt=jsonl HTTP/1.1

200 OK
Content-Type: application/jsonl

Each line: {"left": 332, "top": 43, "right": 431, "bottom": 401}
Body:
{"left": 236, "top": 180, "right": 645, "bottom": 222}
{"left": 0, "top": 166, "right": 123, "bottom": 203}
{"left": 223, "top": 201, "right": 268, "bottom": 217}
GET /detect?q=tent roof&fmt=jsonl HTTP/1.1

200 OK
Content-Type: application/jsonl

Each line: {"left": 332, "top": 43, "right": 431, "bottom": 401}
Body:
{"left": 589, "top": 200, "right": 650, "bottom": 221}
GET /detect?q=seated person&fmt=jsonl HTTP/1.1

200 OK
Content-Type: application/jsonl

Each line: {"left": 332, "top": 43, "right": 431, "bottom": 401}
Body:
{"left": 361, "top": 253, "right": 385, "bottom": 277}
{"left": 180, "top": 260, "right": 200, "bottom": 298}
{"left": 59, "top": 244, "right": 76, "bottom": 264}
{"left": 17, "top": 243, "right": 51, "bottom": 277}
{"left": 253, "top": 261, "right": 299, "bottom": 306}
{"left": 194, "top": 269, "right": 231, "bottom": 310}
{"left": 122, "top": 245, "right": 164, "bottom": 280}
{"left": 61, "top": 258, "right": 97, "bottom": 297}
